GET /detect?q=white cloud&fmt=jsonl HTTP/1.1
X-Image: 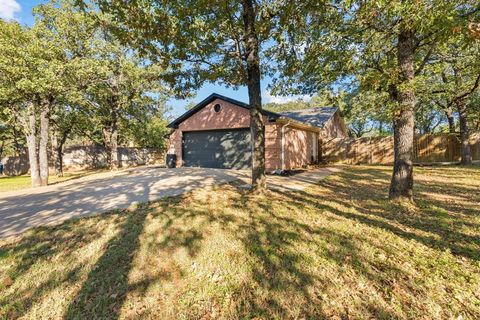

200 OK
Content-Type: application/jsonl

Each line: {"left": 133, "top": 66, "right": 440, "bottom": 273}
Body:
{"left": 263, "top": 91, "right": 311, "bottom": 104}
{"left": 0, "top": 0, "right": 21, "bottom": 21}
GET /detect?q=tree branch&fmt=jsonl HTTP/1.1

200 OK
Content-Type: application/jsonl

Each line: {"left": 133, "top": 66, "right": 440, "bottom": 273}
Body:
{"left": 455, "top": 73, "right": 480, "bottom": 101}
{"left": 414, "top": 44, "right": 434, "bottom": 76}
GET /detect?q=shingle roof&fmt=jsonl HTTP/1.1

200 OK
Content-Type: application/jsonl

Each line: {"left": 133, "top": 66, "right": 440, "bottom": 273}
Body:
{"left": 277, "top": 107, "right": 338, "bottom": 128}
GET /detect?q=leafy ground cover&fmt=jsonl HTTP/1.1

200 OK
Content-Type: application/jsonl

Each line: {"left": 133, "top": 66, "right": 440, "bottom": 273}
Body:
{"left": 0, "top": 165, "right": 479, "bottom": 319}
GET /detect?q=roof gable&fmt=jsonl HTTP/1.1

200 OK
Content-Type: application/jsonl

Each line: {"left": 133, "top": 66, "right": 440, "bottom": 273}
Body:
{"left": 167, "top": 93, "right": 279, "bottom": 128}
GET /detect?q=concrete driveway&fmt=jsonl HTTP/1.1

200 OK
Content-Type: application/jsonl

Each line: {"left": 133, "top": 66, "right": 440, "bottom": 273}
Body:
{"left": 0, "top": 166, "right": 340, "bottom": 239}
{"left": 0, "top": 167, "right": 248, "bottom": 238}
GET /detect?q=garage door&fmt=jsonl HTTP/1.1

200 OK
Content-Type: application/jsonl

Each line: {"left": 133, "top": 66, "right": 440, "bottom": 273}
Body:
{"left": 182, "top": 129, "right": 251, "bottom": 169}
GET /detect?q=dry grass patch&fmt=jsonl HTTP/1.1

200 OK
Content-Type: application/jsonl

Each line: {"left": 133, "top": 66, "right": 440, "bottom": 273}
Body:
{"left": 0, "top": 165, "right": 479, "bottom": 319}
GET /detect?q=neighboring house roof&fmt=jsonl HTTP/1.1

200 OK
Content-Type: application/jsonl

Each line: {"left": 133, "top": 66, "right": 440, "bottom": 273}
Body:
{"left": 167, "top": 92, "right": 338, "bottom": 129}
{"left": 167, "top": 93, "right": 279, "bottom": 128}
{"left": 277, "top": 107, "right": 338, "bottom": 128}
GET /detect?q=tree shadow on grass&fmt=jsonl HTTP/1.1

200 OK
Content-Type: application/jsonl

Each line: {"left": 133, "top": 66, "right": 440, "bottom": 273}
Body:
{"left": 63, "top": 206, "right": 148, "bottom": 320}
{"left": 228, "top": 191, "right": 405, "bottom": 319}
{"left": 227, "top": 165, "right": 480, "bottom": 318}
{"left": 1, "top": 222, "right": 100, "bottom": 279}
{"left": 239, "top": 185, "right": 480, "bottom": 318}
{"left": 235, "top": 207, "right": 315, "bottom": 317}
{"left": 0, "top": 221, "right": 106, "bottom": 318}
{"left": 2, "top": 166, "right": 478, "bottom": 318}
{"left": 228, "top": 197, "right": 320, "bottom": 317}
{"left": 277, "top": 166, "right": 480, "bottom": 262}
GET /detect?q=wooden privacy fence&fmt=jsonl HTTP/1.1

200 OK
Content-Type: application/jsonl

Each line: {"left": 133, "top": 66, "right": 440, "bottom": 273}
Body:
{"left": 322, "top": 132, "right": 480, "bottom": 164}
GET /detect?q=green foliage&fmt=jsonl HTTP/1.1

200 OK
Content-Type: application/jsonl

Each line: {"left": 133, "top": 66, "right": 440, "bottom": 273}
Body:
{"left": 0, "top": 109, "right": 23, "bottom": 158}
{"left": 0, "top": 19, "right": 65, "bottom": 110}
{"left": 414, "top": 100, "right": 446, "bottom": 134}
{"left": 88, "top": 0, "right": 298, "bottom": 96}
{"left": 184, "top": 101, "right": 197, "bottom": 111}
{"left": 342, "top": 90, "right": 392, "bottom": 137}
{"left": 79, "top": 43, "right": 169, "bottom": 146}
{"left": 264, "top": 90, "right": 346, "bottom": 113}
{"left": 127, "top": 116, "right": 170, "bottom": 150}
{"left": 0, "top": 0, "right": 172, "bottom": 156}
{"left": 264, "top": 100, "right": 309, "bottom": 113}
{"left": 420, "top": 26, "right": 480, "bottom": 112}
{"left": 272, "top": 0, "right": 479, "bottom": 135}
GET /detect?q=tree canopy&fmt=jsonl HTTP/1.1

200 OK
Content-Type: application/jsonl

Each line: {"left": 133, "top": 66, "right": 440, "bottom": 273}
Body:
{"left": 1, "top": 0, "right": 479, "bottom": 198}
{"left": 270, "top": 0, "right": 480, "bottom": 200}
{"left": 0, "top": 0, "right": 171, "bottom": 183}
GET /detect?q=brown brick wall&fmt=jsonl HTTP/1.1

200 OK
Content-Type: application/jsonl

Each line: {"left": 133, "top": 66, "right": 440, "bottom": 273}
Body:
{"left": 265, "top": 123, "right": 282, "bottom": 170}
{"left": 167, "top": 98, "right": 329, "bottom": 171}
{"left": 168, "top": 98, "right": 277, "bottom": 168}
{"left": 284, "top": 127, "right": 318, "bottom": 170}
{"left": 321, "top": 110, "right": 348, "bottom": 139}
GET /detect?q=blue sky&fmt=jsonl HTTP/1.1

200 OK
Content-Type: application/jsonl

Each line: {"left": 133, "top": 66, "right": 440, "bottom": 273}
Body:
{"left": 2, "top": 0, "right": 309, "bottom": 118}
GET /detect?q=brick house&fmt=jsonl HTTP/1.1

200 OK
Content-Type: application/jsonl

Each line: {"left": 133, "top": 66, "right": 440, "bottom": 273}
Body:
{"left": 167, "top": 93, "right": 347, "bottom": 171}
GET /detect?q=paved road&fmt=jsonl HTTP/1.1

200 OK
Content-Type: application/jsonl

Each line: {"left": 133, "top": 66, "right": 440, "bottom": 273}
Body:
{"left": 0, "top": 167, "right": 248, "bottom": 238}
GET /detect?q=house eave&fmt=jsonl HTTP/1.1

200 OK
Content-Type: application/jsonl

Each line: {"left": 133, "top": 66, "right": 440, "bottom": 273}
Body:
{"left": 275, "top": 117, "right": 322, "bottom": 132}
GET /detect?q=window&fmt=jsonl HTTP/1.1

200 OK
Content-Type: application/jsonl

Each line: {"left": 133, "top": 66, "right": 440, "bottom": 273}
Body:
{"left": 214, "top": 104, "right": 221, "bottom": 113}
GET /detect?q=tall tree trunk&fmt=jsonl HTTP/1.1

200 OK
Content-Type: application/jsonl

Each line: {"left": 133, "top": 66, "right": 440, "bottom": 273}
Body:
{"left": 457, "top": 100, "right": 472, "bottom": 165}
{"left": 51, "top": 130, "right": 66, "bottom": 177}
{"left": 102, "top": 127, "right": 112, "bottom": 167}
{"left": 24, "top": 102, "right": 41, "bottom": 187}
{"left": 110, "top": 120, "right": 119, "bottom": 170}
{"left": 445, "top": 106, "right": 455, "bottom": 133}
{"left": 53, "top": 126, "right": 71, "bottom": 177}
{"left": 51, "top": 128, "right": 59, "bottom": 176}
{"left": 39, "top": 100, "right": 50, "bottom": 186}
{"left": 56, "top": 143, "right": 65, "bottom": 176}
{"left": 57, "top": 132, "right": 70, "bottom": 177}
{"left": 11, "top": 117, "right": 22, "bottom": 155}
{"left": 103, "top": 105, "right": 119, "bottom": 170}
{"left": 242, "top": 0, "right": 266, "bottom": 192}
{"left": 0, "top": 140, "right": 4, "bottom": 160}
{"left": 389, "top": 29, "right": 416, "bottom": 202}
{"left": 102, "top": 114, "right": 119, "bottom": 170}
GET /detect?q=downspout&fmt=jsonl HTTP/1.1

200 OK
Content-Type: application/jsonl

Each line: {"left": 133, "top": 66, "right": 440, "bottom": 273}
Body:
{"left": 281, "top": 121, "right": 290, "bottom": 171}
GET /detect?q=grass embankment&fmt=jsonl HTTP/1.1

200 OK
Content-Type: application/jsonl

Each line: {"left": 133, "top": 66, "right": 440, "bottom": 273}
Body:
{"left": 0, "top": 165, "right": 479, "bottom": 319}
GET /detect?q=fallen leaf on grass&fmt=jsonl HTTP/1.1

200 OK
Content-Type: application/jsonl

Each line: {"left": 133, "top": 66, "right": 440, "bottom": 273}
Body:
{"left": 2, "top": 276, "right": 13, "bottom": 287}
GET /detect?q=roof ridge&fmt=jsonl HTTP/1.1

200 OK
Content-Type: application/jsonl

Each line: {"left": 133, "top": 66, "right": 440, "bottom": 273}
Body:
{"left": 279, "top": 106, "right": 337, "bottom": 113}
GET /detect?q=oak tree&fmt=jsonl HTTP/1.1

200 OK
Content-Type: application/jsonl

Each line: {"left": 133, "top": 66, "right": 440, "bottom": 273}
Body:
{"left": 273, "top": 0, "right": 478, "bottom": 201}
{"left": 89, "top": 0, "right": 296, "bottom": 191}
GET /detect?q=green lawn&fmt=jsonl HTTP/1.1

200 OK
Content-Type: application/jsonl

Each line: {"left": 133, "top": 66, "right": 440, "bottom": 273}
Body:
{"left": 0, "top": 171, "right": 103, "bottom": 193}
{"left": 0, "top": 165, "right": 479, "bottom": 319}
